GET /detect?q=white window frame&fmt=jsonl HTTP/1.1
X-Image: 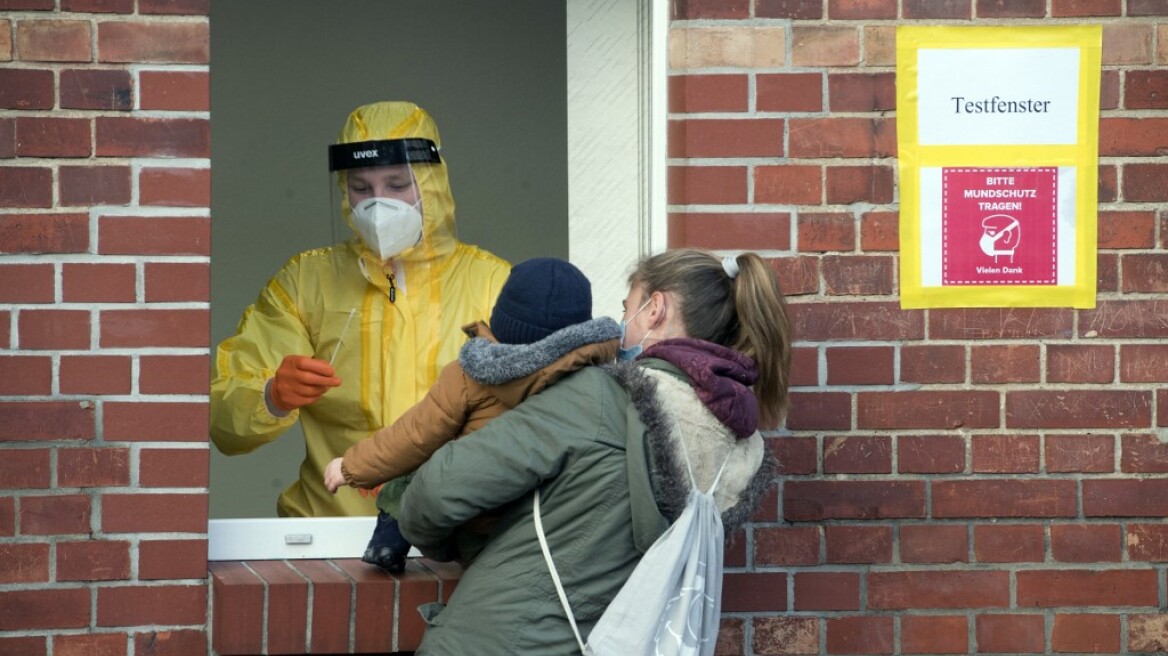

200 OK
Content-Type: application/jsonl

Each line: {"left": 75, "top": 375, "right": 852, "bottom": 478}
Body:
{"left": 208, "top": 0, "right": 668, "bottom": 561}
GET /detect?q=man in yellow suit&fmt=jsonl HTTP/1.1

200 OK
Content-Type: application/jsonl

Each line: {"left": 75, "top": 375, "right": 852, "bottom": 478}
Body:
{"left": 211, "top": 101, "right": 510, "bottom": 517}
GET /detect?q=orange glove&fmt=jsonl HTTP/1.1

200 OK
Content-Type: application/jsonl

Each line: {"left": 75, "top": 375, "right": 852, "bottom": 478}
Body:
{"left": 269, "top": 355, "right": 341, "bottom": 412}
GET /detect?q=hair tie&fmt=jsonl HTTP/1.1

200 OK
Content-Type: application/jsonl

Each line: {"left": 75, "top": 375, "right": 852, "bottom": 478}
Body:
{"left": 722, "top": 255, "right": 740, "bottom": 280}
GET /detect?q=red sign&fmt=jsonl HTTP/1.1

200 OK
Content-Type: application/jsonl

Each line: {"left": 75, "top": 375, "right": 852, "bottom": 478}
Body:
{"left": 942, "top": 167, "right": 1058, "bottom": 286}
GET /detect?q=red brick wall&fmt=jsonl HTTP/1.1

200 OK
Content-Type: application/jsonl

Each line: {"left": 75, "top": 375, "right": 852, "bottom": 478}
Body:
{"left": 668, "top": 2, "right": 1168, "bottom": 655}
{"left": 0, "top": 1, "right": 212, "bottom": 654}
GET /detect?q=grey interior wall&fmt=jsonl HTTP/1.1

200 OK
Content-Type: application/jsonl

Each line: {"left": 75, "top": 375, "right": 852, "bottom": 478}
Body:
{"left": 210, "top": 0, "right": 568, "bottom": 518}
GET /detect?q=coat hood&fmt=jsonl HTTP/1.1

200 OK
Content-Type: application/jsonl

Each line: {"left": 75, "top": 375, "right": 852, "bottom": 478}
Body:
{"left": 460, "top": 317, "right": 621, "bottom": 386}
{"left": 640, "top": 338, "right": 760, "bottom": 439}
{"left": 335, "top": 101, "right": 458, "bottom": 270}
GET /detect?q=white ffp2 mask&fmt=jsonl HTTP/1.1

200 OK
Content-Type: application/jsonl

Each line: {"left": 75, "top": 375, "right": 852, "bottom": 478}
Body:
{"left": 351, "top": 197, "right": 423, "bottom": 260}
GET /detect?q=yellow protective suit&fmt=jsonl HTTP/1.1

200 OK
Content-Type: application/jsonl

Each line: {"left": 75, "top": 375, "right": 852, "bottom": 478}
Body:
{"left": 210, "top": 102, "right": 511, "bottom": 517}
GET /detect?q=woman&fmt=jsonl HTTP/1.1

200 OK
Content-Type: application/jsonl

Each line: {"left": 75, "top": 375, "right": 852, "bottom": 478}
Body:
{"left": 399, "top": 248, "right": 791, "bottom": 655}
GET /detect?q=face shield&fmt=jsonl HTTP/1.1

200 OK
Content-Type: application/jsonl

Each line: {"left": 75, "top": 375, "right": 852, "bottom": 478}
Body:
{"left": 328, "top": 138, "right": 441, "bottom": 261}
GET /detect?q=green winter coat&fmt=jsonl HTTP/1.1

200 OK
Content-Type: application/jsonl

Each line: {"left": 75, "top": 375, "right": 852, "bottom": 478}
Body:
{"left": 398, "top": 357, "right": 772, "bottom": 656}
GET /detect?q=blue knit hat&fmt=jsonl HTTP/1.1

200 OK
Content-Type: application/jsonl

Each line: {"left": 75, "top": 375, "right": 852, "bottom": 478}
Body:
{"left": 490, "top": 258, "right": 592, "bottom": 345}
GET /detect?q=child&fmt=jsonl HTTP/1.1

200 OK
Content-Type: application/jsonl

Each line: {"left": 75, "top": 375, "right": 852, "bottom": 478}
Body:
{"left": 324, "top": 257, "right": 620, "bottom": 571}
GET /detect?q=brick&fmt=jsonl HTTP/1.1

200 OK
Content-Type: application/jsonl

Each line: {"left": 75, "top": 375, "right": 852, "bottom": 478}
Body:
{"left": 797, "top": 212, "right": 853, "bottom": 250}
{"left": 1131, "top": 0, "right": 1168, "bottom": 13}
{"left": 825, "top": 165, "right": 894, "bottom": 204}
{"left": 901, "top": 524, "right": 968, "bottom": 563}
{"left": 1130, "top": 614, "right": 1168, "bottom": 652}
{"left": 0, "top": 21, "right": 9, "bottom": 61}
{"left": 786, "top": 391, "right": 851, "bottom": 430}
{"left": 59, "top": 355, "right": 132, "bottom": 396}
{"left": 15, "top": 19, "right": 91, "bottom": 62}
{"left": 1017, "top": 569, "right": 1158, "bottom": 606}
{"left": 0, "top": 401, "right": 95, "bottom": 441}
{"left": 828, "top": 72, "right": 895, "bottom": 112}
{"left": 1099, "top": 164, "right": 1118, "bottom": 202}
{"left": 139, "top": 538, "right": 207, "bottom": 580}
{"left": 0, "top": 498, "right": 12, "bottom": 536}
{"left": 716, "top": 617, "right": 744, "bottom": 656}
{"left": 99, "top": 215, "right": 210, "bottom": 255}
{"left": 785, "top": 480, "right": 925, "bottom": 521}
{"left": 56, "top": 539, "right": 130, "bottom": 581}
{"left": 898, "top": 435, "right": 964, "bottom": 474}
{"left": 54, "top": 633, "right": 127, "bottom": 656}
{"left": 901, "top": 344, "right": 964, "bottom": 384}
{"left": 139, "top": 70, "right": 209, "bottom": 110}
{"left": 0, "top": 588, "right": 89, "bottom": 630}
{"left": 931, "top": 307, "right": 1073, "bottom": 339}
{"left": 1052, "top": 0, "right": 1121, "bottom": 14}
{"left": 0, "top": 167, "right": 52, "bottom": 208}
{"left": 139, "top": 447, "right": 208, "bottom": 488}
{"left": 1123, "top": 254, "right": 1168, "bottom": 293}
{"left": 1052, "top": 614, "right": 1120, "bottom": 653}
{"left": 756, "top": 72, "right": 823, "bottom": 113}
{"left": 61, "top": 263, "right": 135, "bottom": 303}
{"left": 1007, "top": 390, "right": 1151, "bottom": 429}
{"left": 0, "top": 68, "right": 53, "bottom": 109}
{"left": 976, "top": 0, "right": 1045, "bottom": 16}
{"left": 789, "top": 117, "right": 896, "bottom": 158}
{"left": 794, "top": 569, "right": 859, "bottom": 611}
{"left": 1103, "top": 23, "right": 1153, "bottom": 65}
{"left": 139, "top": 354, "right": 209, "bottom": 394}
{"left": 862, "top": 26, "right": 896, "bottom": 65}
{"left": 0, "top": 263, "right": 53, "bottom": 303}
{"left": 826, "top": 525, "right": 892, "bottom": 563}
{"left": 1125, "top": 163, "right": 1168, "bottom": 201}
{"left": 60, "top": 68, "right": 133, "bottom": 110}
{"left": 1085, "top": 479, "right": 1168, "bottom": 516}
{"left": 1047, "top": 434, "right": 1114, "bottom": 473}
{"left": 829, "top": 0, "right": 896, "bottom": 18}
{"left": 904, "top": 0, "right": 972, "bottom": 17}
{"left": 826, "top": 346, "right": 894, "bottom": 385}
{"left": 290, "top": 560, "right": 353, "bottom": 654}
{"left": 132, "top": 630, "right": 205, "bottom": 656}
{"left": 756, "top": 0, "right": 823, "bottom": 18}
{"left": 667, "top": 213, "right": 790, "bottom": 251}
{"left": 901, "top": 615, "right": 968, "bottom": 654}
{"left": 1051, "top": 523, "right": 1122, "bottom": 563}
{"left": 97, "top": 21, "right": 208, "bottom": 63}
{"left": 975, "top": 614, "right": 1044, "bottom": 653}
{"left": 675, "top": 0, "right": 749, "bottom": 18}
{"left": 755, "top": 166, "right": 822, "bottom": 206}
{"left": 972, "top": 435, "right": 1039, "bottom": 473}
{"left": 723, "top": 572, "right": 787, "bottom": 612}
{"left": 1099, "top": 118, "right": 1168, "bottom": 156}
{"left": 789, "top": 347, "right": 817, "bottom": 387}
{"left": 753, "top": 617, "right": 818, "bottom": 655}
{"left": 1082, "top": 300, "right": 1168, "bottom": 338}
{"left": 1121, "top": 345, "right": 1168, "bottom": 384}
{"left": 249, "top": 560, "right": 309, "bottom": 655}
{"left": 824, "top": 435, "right": 891, "bottom": 474}
{"left": 860, "top": 210, "right": 897, "bottom": 251}
{"left": 20, "top": 494, "right": 91, "bottom": 535}
{"left": 95, "top": 117, "right": 209, "bottom": 158}
{"left": 970, "top": 344, "right": 1040, "bottom": 383}
{"left": 0, "top": 213, "right": 89, "bottom": 254}
{"left": 140, "top": 0, "right": 210, "bottom": 14}
{"left": 0, "top": 118, "right": 12, "bottom": 157}
{"left": 1122, "top": 433, "right": 1168, "bottom": 473}
{"left": 15, "top": 117, "right": 91, "bottom": 157}
{"left": 974, "top": 523, "right": 1045, "bottom": 562}
{"left": 1101, "top": 69, "right": 1121, "bottom": 109}
{"left": 756, "top": 526, "right": 821, "bottom": 565}
{"left": 101, "top": 493, "right": 207, "bottom": 533}
{"left": 103, "top": 401, "right": 209, "bottom": 441}
{"left": 0, "top": 542, "right": 49, "bottom": 583}
{"left": 791, "top": 26, "right": 859, "bottom": 66}
{"left": 773, "top": 256, "right": 820, "bottom": 296}
{"left": 869, "top": 570, "right": 1009, "bottom": 609}
{"left": 1128, "top": 524, "right": 1168, "bottom": 561}
{"left": 18, "top": 309, "right": 91, "bottom": 350}
{"left": 62, "top": 0, "right": 134, "bottom": 11}
{"left": 0, "top": 637, "right": 45, "bottom": 656}
{"left": 144, "top": 261, "right": 208, "bottom": 302}
{"left": 0, "top": 446, "right": 50, "bottom": 487}
{"left": 139, "top": 167, "right": 210, "bottom": 207}
{"left": 100, "top": 309, "right": 208, "bottom": 349}
{"left": 857, "top": 391, "right": 998, "bottom": 430}
{"left": 59, "top": 165, "right": 132, "bottom": 206}
{"left": 669, "top": 118, "right": 784, "bottom": 158}
{"left": 330, "top": 560, "right": 396, "bottom": 653}
{"left": 97, "top": 584, "right": 206, "bottom": 627}
{"left": 770, "top": 435, "right": 817, "bottom": 475}
{"left": 210, "top": 562, "right": 264, "bottom": 655}
{"left": 934, "top": 480, "right": 1077, "bottom": 518}
{"left": 792, "top": 301, "right": 924, "bottom": 341}
{"left": 1099, "top": 210, "right": 1156, "bottom": 248}
{"left": 1097, "top": 252, "right": 1118, "bottom": 292}
{"left": 57, "top": 446, "right": 130, "bottom": 487}
{"left": 668, "top": 27, "right": 785, "bottom": 69}
{"left": 1161, "top": 25, "right": 1168, "bottom": 63}
{"left": 826, "top": 616, "right": 893, "bottom": 654}
{"left": 667, "top": 166, "right": 747, "bottom": 205}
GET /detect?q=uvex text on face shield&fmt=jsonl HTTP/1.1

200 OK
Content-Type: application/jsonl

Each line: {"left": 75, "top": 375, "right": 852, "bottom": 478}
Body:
{"left": 328, "top": 138, "right": 442, "bottom": 171}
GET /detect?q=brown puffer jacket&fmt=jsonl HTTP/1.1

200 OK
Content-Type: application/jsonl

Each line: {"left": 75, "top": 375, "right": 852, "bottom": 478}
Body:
{"left": 340, "top": 317, "right": 621, "bottom": 488}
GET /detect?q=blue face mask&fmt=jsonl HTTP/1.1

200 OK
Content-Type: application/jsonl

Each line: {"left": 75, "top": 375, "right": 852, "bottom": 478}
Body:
{"left": 617, "top": 299, "right": 652, "bottom": 361}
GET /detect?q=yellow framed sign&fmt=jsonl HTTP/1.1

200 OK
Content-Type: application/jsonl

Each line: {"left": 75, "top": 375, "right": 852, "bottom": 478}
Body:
{"left": 896, "top": 26, "right": 1102, "bottom": 308}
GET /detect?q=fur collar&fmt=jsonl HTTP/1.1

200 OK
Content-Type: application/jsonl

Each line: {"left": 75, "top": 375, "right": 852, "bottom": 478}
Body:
{"left": 460, "top": 317, "right": 620, "bottom": 386}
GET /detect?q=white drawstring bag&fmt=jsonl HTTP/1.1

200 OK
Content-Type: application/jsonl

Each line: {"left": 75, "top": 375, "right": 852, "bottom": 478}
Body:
{"left": 534, "top": 431, "right": 731, "bottom": 656}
